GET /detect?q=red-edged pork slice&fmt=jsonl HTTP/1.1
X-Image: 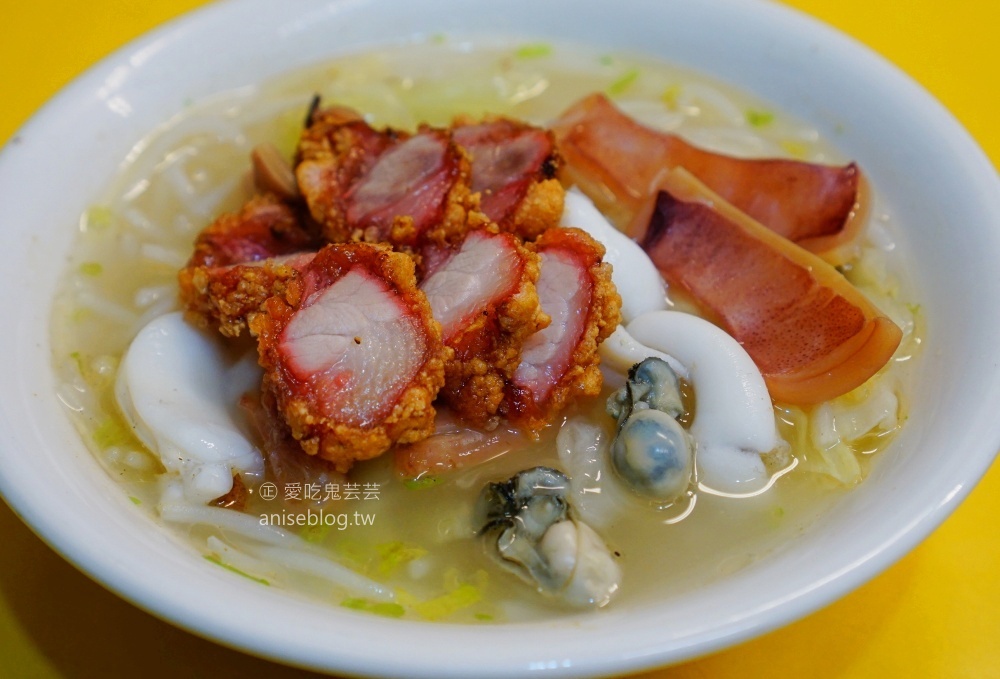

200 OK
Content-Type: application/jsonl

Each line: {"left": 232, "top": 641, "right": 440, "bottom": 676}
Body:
{"left": 502, "top": 228, "right": 620, "bottom": 429}
{"left": 179, "top": 195, "right": 320, "bottom": 336}
{"left": 453, "top": 118, "right": 564, "bottom": 239}
{"left": 296, "top": 107, "right": 475, "bottom": 248}
{"left": 552, "top": 93, "right": 867, "bottom": 265}
{"left": 345, "top": 130, "right": 472, "bottom": 246}
{"left": 184, "top": 193, "right": 317, "bottom": 269}
{"left": 251, "top": 243, "right": 448, "bottom": 472}
{"left": 419, "top": 228, "right": 545, "bottom": 424}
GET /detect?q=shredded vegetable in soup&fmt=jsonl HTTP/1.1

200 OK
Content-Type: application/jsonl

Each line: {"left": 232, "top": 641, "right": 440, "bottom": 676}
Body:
{"left": 51, "top": 38, "right": 922, "bottom": 622}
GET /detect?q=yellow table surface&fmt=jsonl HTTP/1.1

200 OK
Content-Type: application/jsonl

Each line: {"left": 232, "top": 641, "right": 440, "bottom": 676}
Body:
{"left": 1, "top": 1, "right": 998, "bottom": 677}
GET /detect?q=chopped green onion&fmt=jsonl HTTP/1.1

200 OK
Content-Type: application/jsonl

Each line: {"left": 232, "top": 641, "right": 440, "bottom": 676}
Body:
{"left": 413, "top": 584, "right": 482, "bottom": 621}
{"left": 375, "top": 542, "right": 428, "bottom": 576}
{"left": 340, "top": 598, "right": 406, "bottom": 618}
{"left": 79, "top": 261, "right": 103, "bottom": 276}
{"left": 607, "top": 68, "right": 640, "bottom": 96}
{"left": 128, "top": 496, "right": 142, "bottom": 506}
{"left": 745, "top": 109, "right": 775, "bottom": 127}
{"left": 515, "top": 43, "right": 552, "bottom": 59}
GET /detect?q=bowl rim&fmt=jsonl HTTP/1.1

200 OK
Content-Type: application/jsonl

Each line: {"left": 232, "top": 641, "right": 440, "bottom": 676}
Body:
{"left": 2, "top": 0, "right": 1000, "bottom": 677}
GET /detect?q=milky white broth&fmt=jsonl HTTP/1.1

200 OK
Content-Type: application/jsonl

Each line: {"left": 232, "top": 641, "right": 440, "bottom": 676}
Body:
{"left": 50, "top": 38, "right": 921, "bottom": 622}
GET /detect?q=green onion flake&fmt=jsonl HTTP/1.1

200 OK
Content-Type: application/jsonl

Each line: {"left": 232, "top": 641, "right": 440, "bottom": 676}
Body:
{"left": 341, "top": 597, "right": 406, "bottom": 618}
{"left": 746, "top": 109, "right": 775, "bottom": 127}
{"left": 607, "top": 68, "right": 640, "bottom": 96}
{"left": 515, "top": 43, "right": 553, "bottom": 59}
{"left": 79, "top": 261, "right": 103, "bottom": 276}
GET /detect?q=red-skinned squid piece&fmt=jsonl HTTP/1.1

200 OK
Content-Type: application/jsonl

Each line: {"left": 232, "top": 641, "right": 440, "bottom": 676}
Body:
{"left": 419, "top": 227, "right": 547, "bottom": 426}
{"left": 639, "top": 168, "right": 901, "bottom": 405}
{"left": 296, "top": 106, "right": 476, "bottom": 249}
{"left": 501, "top": 227, "right": 621, "bottom": 430}
{"left": 453, "top": 117, "right": 565, "bottom": 240}
{"left": 179, "top": 194, "right": 320, "bottom": 337}
{"left": 552, "top": 93, "right": 868, "bottom": 265}
{"left": 250, "top": 243, "right": 449, "bottom": 472}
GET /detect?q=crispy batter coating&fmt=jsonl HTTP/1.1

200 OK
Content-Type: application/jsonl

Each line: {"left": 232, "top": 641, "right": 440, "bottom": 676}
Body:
{"left": 507, "top": 177, "right": 566, "bottom": 241}
{"left": 250, "top": 243, "right": 449, "bottom": 472}
{"left": 180, "top": 258, "right": 306, "bottom": 338}
{"left": 502, "top": 227, "right": 621, "bottom": 430}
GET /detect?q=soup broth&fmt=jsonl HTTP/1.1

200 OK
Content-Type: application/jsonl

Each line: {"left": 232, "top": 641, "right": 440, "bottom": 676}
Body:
{"left": 51, "top": 38, "right": 921, "bottom": 622}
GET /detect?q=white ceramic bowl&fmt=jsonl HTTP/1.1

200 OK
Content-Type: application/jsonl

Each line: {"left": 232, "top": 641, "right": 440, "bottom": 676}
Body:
{"left": 2, "top": 0, "right": 999, "bottom": 676}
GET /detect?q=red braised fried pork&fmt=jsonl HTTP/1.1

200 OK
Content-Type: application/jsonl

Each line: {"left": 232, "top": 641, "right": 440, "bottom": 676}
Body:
{"left": 176, "top": 102, "right": 623, "bottom": 475}
{"left": 296, "top": 107, "right": 476, "bottom": 249}
{"left": 419, "top": 227, "right": 547, "bottom": 425}
{"left": 453, "top": 117, "right": 565, "bottom": 240}
{"left": 250, "top": 243, "right": 449, "bottom": 472}
{"left": 501, "top": 228, "right": 621, "bottom": 430}
{"left": 179, "top": 194, "right": 320, "bottom": 337}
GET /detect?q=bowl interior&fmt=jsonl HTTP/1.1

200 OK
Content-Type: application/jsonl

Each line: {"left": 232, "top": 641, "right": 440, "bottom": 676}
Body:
{"left": 1, "top": 0, "right": 999, "bottom": 677}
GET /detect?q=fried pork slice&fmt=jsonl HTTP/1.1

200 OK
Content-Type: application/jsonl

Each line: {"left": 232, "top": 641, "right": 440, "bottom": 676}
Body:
{"left": 502, "top": 228, "right": 621, "bottom": 430}
{"left": 296, "top": 107, "right": 476, "bottom": 248}
{"left": 419, "top": 227, "right": 546, "bottom": 425}
{"left": 250, "top": 243, "right": 448, "bottom": 472}
{"left": 179, "top": 194, "right": 320, "bottom": 337}
{"left": 453, "top": 117, "right": 564, "bottom": 240}
{"left": 184, "top": 193, "right": 317, "bottom": 270}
